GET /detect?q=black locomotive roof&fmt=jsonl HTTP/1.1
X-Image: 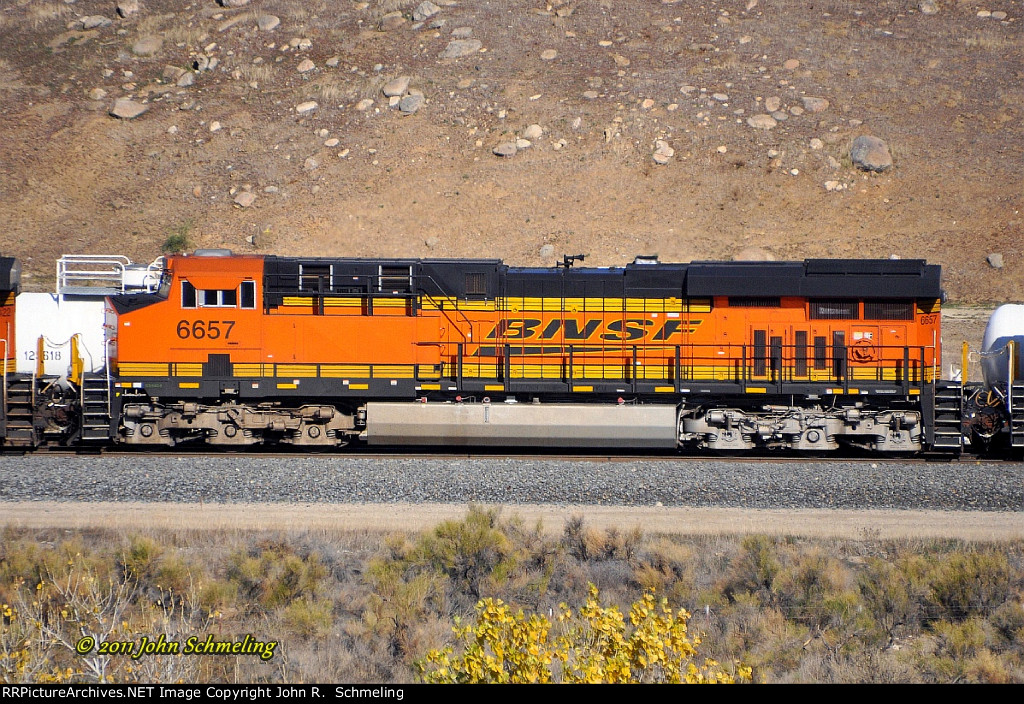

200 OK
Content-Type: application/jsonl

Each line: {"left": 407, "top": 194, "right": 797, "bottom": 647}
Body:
{"left": 260, "top": 256, "right": 942, "bottom": 301}
{"left": 0, "top": 256, "right": 21, "bottom": 295}
{"left": 504, "top": 258, "right": 940, "bottom": 299}
{"left": 684, "top": 259, "right": 942, "bottom": 298}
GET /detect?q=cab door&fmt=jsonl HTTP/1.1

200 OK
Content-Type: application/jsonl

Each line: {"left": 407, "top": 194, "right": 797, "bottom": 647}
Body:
{"left": 879, "top": 324, "right": 907, "bottom": 382}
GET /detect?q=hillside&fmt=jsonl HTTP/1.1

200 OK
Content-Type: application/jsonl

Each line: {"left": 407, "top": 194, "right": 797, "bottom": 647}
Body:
{"left": 0, "top": 0, "right": 1020, "bottom": 305}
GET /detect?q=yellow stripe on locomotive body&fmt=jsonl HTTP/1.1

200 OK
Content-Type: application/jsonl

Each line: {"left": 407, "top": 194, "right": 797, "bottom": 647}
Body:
{"left": 276, "top": 364, "right": 318, "bottom": 377}
{"left": 321, "top": 364, "right": 371, "bottom": 378}
{"left": 420, "top": 297, "right": 496, "bottom": 311}
{"left": 497, "top": 297, "right": 712, "bottom": 313}
{"left": 233, "top": 363, "right": 275, "bottom": 377}
{"left": 372, "top": 365, "right": 415, "bottom": 378}
{"left": 118, "top": 363, "right": 171, "bottom": 376}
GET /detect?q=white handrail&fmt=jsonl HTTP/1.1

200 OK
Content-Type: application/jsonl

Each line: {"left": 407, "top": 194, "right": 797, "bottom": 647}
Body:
{"left": 1, "top": 333, "right": 7, "bottom": 424}
{"left": 57, "top": 255, "right": 128, "bottom": 294}
{"left": 104, "top": 336, "right": 114, "bottom": 420}
{"left": 56, "top": 255, "right": 165, "bottom": 298}
{"left": 1009, "top": 341, "right": 1016, "bottom": 425}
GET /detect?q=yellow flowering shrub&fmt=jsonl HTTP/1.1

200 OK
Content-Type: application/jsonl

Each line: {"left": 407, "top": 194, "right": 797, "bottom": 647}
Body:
{"left": 418, "top": 585, "right": 751, "bottom": 684}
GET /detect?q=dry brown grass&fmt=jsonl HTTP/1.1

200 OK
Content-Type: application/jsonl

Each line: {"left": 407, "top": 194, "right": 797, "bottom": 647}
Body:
{"left": 27, "top": 2, "right": 71, "bottom": 30}
{"left": 822, "top": 19, "right": 851, "bottom": 39}
{"left": 134, "top": 12, "right": 175, "bottom": 36}
{"left": 5, "top": 512, "right": 1024, "bottom": 683}
{"left": 962, "top": 30, "right": 1013, "bottom": 51}
{"left": 375, "top": 0, "right": 421, "bottom": 16}
{"left": 306, "top": 74, "right": 358, "bottom": 104}
{"left": 238, "top": 63, "right": 275, "bottom": 86}
{"left": 163, "top": 21, "right": 209, "bottom": 48}
{"left": 0, "top": 58, "right": 25, "bottom": 91}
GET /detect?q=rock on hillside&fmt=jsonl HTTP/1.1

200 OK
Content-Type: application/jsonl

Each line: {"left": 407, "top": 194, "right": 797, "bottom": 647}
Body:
{"left": 0, "top": 0, "right": 1019, "bottom": 306}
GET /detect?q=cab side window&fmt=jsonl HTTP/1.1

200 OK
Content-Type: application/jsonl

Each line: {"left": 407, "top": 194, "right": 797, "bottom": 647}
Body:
{"left": 201, "top": 289, "right": 236, "bottom": 307}
{"left": 241, "top": 281, "right": 256, "bottom": 309}
{"left": 182, "top": 281, "right": 197, "bottom": 308}
{"left": 182, "top": 280, "right": 252, "bottom": 309}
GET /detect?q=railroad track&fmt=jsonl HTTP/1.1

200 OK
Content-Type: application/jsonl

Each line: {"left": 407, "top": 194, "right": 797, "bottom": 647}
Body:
{"left": 5, "top": 444, "right": 983, "bottom": 463}
{"left": 2, "top": 450, "right": 1021, "bottom": 539}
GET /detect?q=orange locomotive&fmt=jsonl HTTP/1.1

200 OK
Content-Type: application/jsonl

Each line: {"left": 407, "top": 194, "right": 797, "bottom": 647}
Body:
{"left": 0, "top": 257, "right": 19, "bottom": 443}
{"left": 105, "top": 251, "right": 947, "bottom": 452}
{"left": 0, "top": 257, "right": 16, "bottom": 374}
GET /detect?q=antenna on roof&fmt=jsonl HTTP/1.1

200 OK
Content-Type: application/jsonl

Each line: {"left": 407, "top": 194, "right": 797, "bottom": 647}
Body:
{"left": 558, "top": 254, "right": 585, "bottom": 269}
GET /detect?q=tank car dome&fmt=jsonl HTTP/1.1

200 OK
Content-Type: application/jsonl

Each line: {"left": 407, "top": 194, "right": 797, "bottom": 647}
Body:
{"left": 980, "top": 304, "right": 1024, "bottom": 388}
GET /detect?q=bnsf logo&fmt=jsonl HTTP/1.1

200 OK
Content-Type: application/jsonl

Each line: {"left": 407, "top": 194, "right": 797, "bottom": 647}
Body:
{"left": 486, "top": 318, "right": 694, "bottom": 342}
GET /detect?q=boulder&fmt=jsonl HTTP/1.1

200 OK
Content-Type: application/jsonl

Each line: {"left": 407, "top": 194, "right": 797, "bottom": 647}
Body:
{"left": 850, "top": 135, "right": 893, "bottom": 172}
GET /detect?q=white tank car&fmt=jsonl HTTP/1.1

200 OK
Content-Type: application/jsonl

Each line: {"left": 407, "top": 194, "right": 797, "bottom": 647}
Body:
{"left": 980, "top": 304, "right": 1024, "bottom": 389}
{"left": 16, "top": 294, "right": 107, "bottom": 375}
{"left": 14, "top": 255, "right": 163, "bottom": 376}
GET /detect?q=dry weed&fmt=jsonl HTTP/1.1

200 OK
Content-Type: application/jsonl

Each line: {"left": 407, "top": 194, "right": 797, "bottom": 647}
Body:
{"left": 134, "top": 13, "right": 175, "bottom": 37}
{"left": 27, "top": 2, "right": 71, "bottom": 30}
{"left": 309, "top": 75, "right": 355, "bottom": 104}
{"left": 239, "top": 63, "right": 275, "bottom": 86}
{"left": 962, "top": 30, "right": 1012, "bottom": 51}
{"left": 822, "top": 19, "right": 851, "bottom": 39}
{"left": 243, "top": 7, "right": 264, "bottom": 26}
{"left": 163, "top": 20, "right": 209, "bottom": 49}
{"left": 0, "top": 58, "right": 26, "bottom": 91}
{"left": 933, "top": 84, "right": 965, "bottom": 109}
{"left": 374, "top": 0, "right": 421, "bottom": 18}
{"left": 709, "top": 51, "right": 740, "bottom": 70}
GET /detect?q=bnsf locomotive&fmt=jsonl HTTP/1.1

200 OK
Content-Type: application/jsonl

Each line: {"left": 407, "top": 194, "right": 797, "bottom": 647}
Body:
{"left": 1, "top": 251, "right": 1022, "bottom": 454}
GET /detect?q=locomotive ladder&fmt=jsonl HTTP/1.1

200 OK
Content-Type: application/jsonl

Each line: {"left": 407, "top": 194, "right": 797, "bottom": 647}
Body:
{"left": 78, "top": 373, "right": 113, "bottom": 442}
{"left": 1007, "top": 341, "right": 1024, "bottom": 449}
{"left": 2, "top": 376, "right": 39, "bottom": 447}
{"left": 931, "top": 380, "right": 964, "bottom": 451}
{"left": 1010, "top": 384, "right": 1024, "bottom": 449}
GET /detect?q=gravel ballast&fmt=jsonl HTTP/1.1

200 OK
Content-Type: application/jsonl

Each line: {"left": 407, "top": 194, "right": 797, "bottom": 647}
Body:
{"left": 0, "top": 456, "right": 1021, "bottom": 512}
